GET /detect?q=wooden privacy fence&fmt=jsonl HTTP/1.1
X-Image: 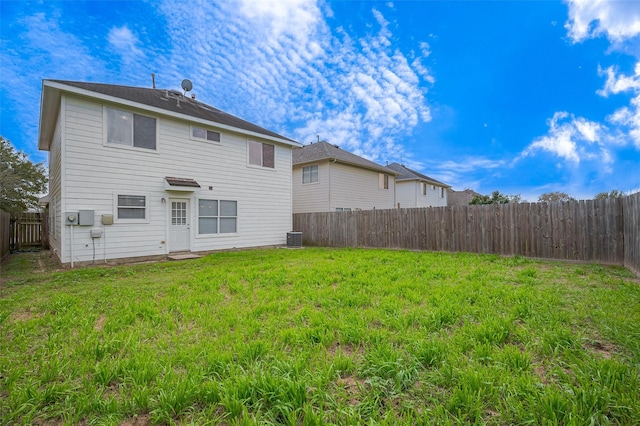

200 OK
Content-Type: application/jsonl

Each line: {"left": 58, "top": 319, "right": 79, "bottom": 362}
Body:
{"left": 624, "top": 193, "right": 640, "bottom": 276}
{"left": 294, "top": 193, "right": 640, "bottom": 272}
{"left": 9, "top": 211, "right": 48, "bottom": 252}
{"left": 0, "top": 210, "right": 10, "bottom": 262}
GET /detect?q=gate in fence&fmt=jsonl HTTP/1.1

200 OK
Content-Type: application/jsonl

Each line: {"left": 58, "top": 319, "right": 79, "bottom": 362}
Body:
{"left": 10, "top": 212, "right": 48, "bottom": 251}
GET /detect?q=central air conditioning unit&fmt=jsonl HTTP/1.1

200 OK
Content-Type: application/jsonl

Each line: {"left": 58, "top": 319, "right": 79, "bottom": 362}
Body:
{"left": 287, "top": 232, "right": 302, "bottom": 248}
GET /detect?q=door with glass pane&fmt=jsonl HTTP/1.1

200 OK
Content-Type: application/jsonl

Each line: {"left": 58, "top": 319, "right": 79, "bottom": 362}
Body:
{"left": 169, "top": 199, "right": 190, "bottom": 251}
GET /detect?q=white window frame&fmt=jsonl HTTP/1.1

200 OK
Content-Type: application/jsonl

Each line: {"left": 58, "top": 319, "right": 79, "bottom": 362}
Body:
{"left": 422, "top": 183, "right": 427, "bottom": 196}
{"left": 335, "top": 207, "right": 352, "bottom": 212}
{"left": 247, "top": 140, "right": 276, "bottom": 169}
{"left": 190, "top": 125, "right": 221, "bottom": 143}
{"left": 197, "top": 198, "right": 238, "bottom": 236}
{"left": 302, "top": 164, "right": 319, "bottom": 184}
{"left": 104, "top": 107, "right": 159, "bottom": 152}
{"left": 379, "top": 173, "right": 389, "bottom": 190}
{"left": 440, "top": 187, "right": 445, "bottom": 198}
{"left": 113, "top": 193, "right": 149, "bottom": 223}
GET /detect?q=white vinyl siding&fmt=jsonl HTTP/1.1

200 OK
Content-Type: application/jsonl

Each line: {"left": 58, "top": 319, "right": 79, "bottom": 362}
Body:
{"left": 396, "top": 181, "right": 447, "bottom": 208}
{"left": 292, "top": 162, "right": 330, "bottom": 213}
{"left": 51, "top": 95, "right": 293, "bottom": 264}
{"left": 47, "top": 107, "right": 63, "bottom": 254}
{"left": 331, "top": 164, "right": 395, "bottom": 211}
{"left": 293, "top": 161, "right": 395, "bottom": 212}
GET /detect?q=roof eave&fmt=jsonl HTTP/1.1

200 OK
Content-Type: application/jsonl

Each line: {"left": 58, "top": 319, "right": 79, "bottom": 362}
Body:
{"left": 294, "top": 157, "right": 399, "bottom": 175}
{"left": 38, "top": 82, "right": 62, "bottom": 151}
{"left": 40, "top": 80, "right": 302, "bottom": 148}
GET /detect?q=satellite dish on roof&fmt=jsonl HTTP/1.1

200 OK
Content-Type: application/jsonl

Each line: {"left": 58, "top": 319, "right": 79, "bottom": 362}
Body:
{"left": 181, "top": 79, "right": 193, "bottom": 94}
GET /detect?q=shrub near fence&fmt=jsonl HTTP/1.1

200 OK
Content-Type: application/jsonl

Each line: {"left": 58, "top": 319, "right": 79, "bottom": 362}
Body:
{"left": 294, "top": 194, "right": 640, "bottom": 270}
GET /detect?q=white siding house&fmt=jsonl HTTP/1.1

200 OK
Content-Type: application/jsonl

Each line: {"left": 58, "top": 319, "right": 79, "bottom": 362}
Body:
{"left": 38, "top": 80, "right": 300, "bottom": 266}
{"left": 292, "top": 142, "right": 397, "bottom": 213}
{"left": 387, "top": 163, "right": 450, "bottom": 208}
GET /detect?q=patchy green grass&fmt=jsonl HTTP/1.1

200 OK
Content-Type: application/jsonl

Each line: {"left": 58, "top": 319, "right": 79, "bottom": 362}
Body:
{"left": 1, "top": 248, "right": 639, "bottom": 425}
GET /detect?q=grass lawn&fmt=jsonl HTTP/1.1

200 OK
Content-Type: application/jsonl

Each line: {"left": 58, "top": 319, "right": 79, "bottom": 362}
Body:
{"left": 1, "top": 247, "right": 639, "bottom": 425}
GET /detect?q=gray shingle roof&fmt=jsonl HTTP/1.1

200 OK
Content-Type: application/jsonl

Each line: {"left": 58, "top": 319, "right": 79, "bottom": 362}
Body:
{"left": 387, "top": 162, "right": 450, "bottom": 187}
{"left": 292, "top": 142, "right": 398, "bottom": 174}
{"left": 447, "top": 188, "right": 481, "bottom": 206}
{"left": 47, "top": 80, "right": 295, "bottom": 143}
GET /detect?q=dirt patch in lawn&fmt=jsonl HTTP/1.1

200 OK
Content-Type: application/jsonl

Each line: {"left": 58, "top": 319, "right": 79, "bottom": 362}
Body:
{"left": 119, "top": 414, "right": 151, "bottom": 426}
{"left": 94, "top": 314, "right": 107, "bottom": 331}
{"left": 584, "top": 339, "right": 617, "bottom": 359}
{"left": 335, "top": 375, "right": 366, "bottom": 406}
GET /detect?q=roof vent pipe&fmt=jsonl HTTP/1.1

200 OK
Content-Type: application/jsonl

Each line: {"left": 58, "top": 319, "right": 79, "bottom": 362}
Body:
{"left": 151, "top": 73, "right": 156, "bottom": 89}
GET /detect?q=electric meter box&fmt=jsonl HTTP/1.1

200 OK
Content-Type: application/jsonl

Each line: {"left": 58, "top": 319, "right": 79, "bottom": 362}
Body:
{"left": 78, "top": 210, "right": 94, "bottom": 226}
{"left": 65, "top": 212, "right": 79, "bottom": 225}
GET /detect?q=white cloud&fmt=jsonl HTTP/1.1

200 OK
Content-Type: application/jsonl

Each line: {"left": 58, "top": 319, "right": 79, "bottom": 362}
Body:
{"left": 154, "top": 1, "right": 434, "bottom": 162}
{"left": 594, "top": 62, "right": 640, "bottom": 149}
{"left": 598, "top": 62, "right": 640, "bottom": 96}
{"left": 413, "top": 156, "right": 506, "bottom": 190}
{"left": 0, "top": 12, "right": 109, "bottom": 160}
{"left": 107, "top": 26, "right": 143, "bottom": 63}
{"left": 2, "top": 1, "right": 434, "bottom": 168}
{"left": 565, "top": 0, "right": 640, "bottom": 43}
{"left": 519, "top": 112, "right": 612, "bottom": 167}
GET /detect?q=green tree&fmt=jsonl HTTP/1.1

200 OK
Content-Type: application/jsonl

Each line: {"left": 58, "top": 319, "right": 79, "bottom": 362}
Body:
{"left": 594, "top": 189, "right": 625, "bottom": 199}
{"left": 538, "top": 191, "right": 575, "bottom": 202}
{"left": 470, "top": 190, "right": 520, "bottom": 205}
{"left": 0, "top": 136, "right": 48, "bottom": 213}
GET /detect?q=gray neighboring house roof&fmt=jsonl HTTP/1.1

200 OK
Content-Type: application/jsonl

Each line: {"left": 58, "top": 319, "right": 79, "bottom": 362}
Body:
{"left": 447, "top": 188, "right": 481, "bottom": 206}
{"left": 39, "top": 80, "right": 299, "bottom": 150}
{"left": 293, "top": 141, "right": 398, "bottom": 175}
{"left": 387, "top": 162, "right": 450, "bottom": 187}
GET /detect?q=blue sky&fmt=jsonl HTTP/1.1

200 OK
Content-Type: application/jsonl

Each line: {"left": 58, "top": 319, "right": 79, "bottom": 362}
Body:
{"left": 1, "top": 0, "right": 639, "bottom": 201}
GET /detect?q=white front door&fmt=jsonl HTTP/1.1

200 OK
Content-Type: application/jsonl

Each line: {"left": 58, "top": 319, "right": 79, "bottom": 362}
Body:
{"left": 169, "top": 199, "right": 190, "bottom": 252}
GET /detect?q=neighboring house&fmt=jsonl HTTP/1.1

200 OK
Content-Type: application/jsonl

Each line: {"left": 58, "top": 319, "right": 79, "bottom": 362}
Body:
{"left": 292, "top": 141, "right": 398, "bottom": 213}
{"left": 38, "top": 80, "right": 301, "bottom": 266}
{"left": 447, "top": 188, "right": 481, "bottom": 207}
{"left": 386, "top": 162, "right": 450, "bottom": 208}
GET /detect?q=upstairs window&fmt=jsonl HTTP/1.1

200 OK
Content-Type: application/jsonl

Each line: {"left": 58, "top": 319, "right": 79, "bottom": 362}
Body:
{"left": 302, "top": 165, "right": 318, "bottom": 183}
{"left": 248, "top": 141, "right": 275, "bottom": 168}
{"left": 379, "top": 173, "right": 389, "bottom": 190}
{"left": 440, "top": 187, "right": 445, "bottom": 198}
{"left": 422, "top": 183, "right": 427, "bottom": 195}
{"left": 192, "top": 126, "right": 220, "bottom": 142}
{"left": 107, "top": 108, "right": 156, "bottom": 150}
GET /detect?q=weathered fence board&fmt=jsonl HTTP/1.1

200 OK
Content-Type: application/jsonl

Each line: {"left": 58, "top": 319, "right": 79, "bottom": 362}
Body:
{"left": 293, "top": 195, "right": 637, "bottom": 267}
{"left": 0, "top": 210, "right": 10, "bottom": 262}
{"left": 624, "top": 192, "right": 640, "bottom": 276}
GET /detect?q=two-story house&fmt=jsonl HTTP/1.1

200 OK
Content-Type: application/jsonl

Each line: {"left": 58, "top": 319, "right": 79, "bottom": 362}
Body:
{"left": 386, "top": 162, "right": 450, "bottom": 208}
{"left": 38, "top": 80, "right": 300, "bottom": 266}
{"left": 292, "top": 141, "right": 398, "bottom": 213}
